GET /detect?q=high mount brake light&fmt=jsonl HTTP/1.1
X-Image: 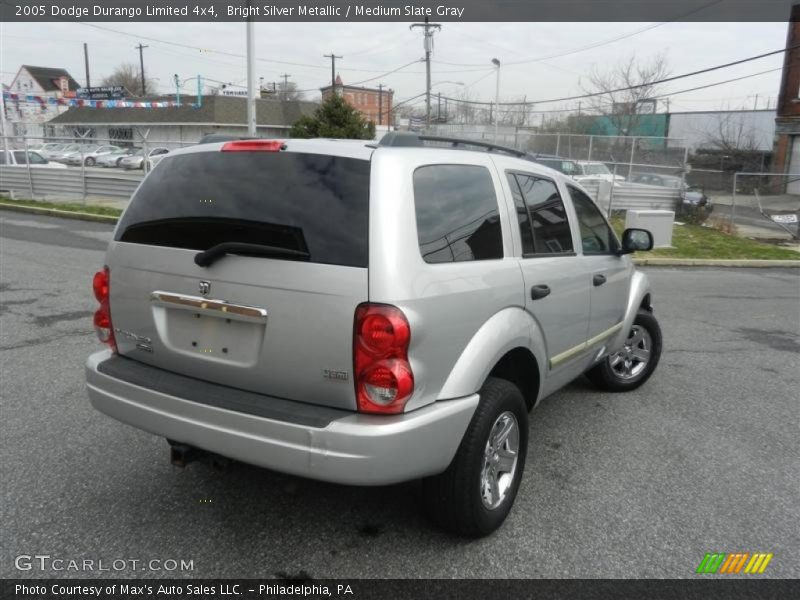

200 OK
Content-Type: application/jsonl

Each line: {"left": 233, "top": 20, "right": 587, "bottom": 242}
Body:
{"left": 220, "top": 140, "right": 286, "bottom": 152}
{"left": 353, "top": 304, "right": 414, "bottom": 415}
{"left": 92, "top": 266, "right": 116, "bottom": 351}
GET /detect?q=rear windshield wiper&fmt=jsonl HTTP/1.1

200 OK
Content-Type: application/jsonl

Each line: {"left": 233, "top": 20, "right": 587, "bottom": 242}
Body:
{"left": 195, "top": 242, "right": 310, "bottom": 267}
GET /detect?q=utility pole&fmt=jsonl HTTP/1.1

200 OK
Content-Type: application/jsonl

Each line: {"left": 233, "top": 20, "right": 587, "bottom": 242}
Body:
{"left": 83, "top": 43, "right": 91, "bottom": 88}
{"left": 437, "top": 92, "right": 441, "bottom": 122}
{"left": 753, "top": 94, "right": 759, "bottom": 110}
{"left": 492, "top": 58, "right": 501, "bottom": 142}
{"left": 246, "top": 3, "right": 256, "bottom": 136}
{"left": 410, "top": 16, "right": 441, "bottom": 129}
{"left": 173, "top": 74, "right": 180, "bottom": 105}
{"left": 324, "top": 53, "right": 342, "bottom": 93}
{"left": 377, "top": 83, "right": 384, "bottom": 126}
{"left": 135, "top": 43, "right": 148, "bottom": 96}
{"left": 279, "top": 73, "right": 291, "bottom": 100}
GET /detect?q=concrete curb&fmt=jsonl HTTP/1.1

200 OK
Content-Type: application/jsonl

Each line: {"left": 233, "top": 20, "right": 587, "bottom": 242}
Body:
{"left": 1, "top": 203, "right": 799, "bottom": 268}
{"left": 0, "top": 202, "right": 119, "bottom": 224}
{"left": 633, "top": 258, "right": 800, "bottom": 268}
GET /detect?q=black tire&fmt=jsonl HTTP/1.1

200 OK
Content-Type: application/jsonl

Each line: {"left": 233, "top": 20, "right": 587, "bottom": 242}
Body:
{"left": 587, "top": 309, "right": 662, "bottom": 392}
{"left": 423, "top": 377, "right": 528, "bottom": 537}
{"left": 85, "top": 157, "right": 95, "bottom": 166}
{"left": 115, "top": 158, "right": 123, "bottom": 167}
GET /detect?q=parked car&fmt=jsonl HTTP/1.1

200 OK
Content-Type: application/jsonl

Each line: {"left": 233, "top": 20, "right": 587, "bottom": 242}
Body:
{"left": 0, "top": 149, "right": 67, "bottom": 168}
{"left": 528, "top": 154, "right": 580, "bottom": 177}
{"left": 630, "top": 172, "right": 712, "bottom": 212}
{"left": 48, "top": 143, "right": 84, "bottom": 163}
{"left": 119, "top": 147, "right": 170, "bottom": 170}
{"left": 38, "top": 143, "right": 68, "bottom": 160}
{"left": 96, "top": 147, "right": 138, "bottom": 168}
{"left": 573, "top": 160, "right": 626, "bottom": 183}
{"left": 64, "top": 144, "right": 120, "bottom": 167}
{"left": 85, "top": 134, "right": 661, "bottom": 537}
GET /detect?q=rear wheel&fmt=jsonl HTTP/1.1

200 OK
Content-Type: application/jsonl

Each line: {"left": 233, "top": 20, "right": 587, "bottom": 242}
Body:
{"left": 587, "top": 309, "right": 662, "bottom": 392}
{"left": 423, "top": 377, "right": 528, "bottom": 537}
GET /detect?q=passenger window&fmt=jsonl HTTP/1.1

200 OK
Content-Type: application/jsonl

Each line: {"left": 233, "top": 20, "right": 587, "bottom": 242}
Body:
{"left": 568, "top": 186, "right": 619, "bottom": 255}
{"left": 511, "top": 173, "right": 574, "bottom": 255}
{"left": 506, "top": 173, "right": 535, "bottom": 255}
{"left": 414, "top": 165, "right": 504, "bottom": 264}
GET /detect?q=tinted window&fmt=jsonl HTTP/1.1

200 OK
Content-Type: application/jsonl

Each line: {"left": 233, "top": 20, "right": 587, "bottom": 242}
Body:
{"left": 513, "top": 173, "right": 573, "bottom": 255}
{"left": 414, "top": 165, "right": 503, "bottom": 264}
{"left": 506, "top": 174, "right": 534, "bottom": 255}
{"left": 569, "top": 186, "right": 619, "bottom": 255}
{"left": 116, "top": 151, "right": 371, "bottom": 268}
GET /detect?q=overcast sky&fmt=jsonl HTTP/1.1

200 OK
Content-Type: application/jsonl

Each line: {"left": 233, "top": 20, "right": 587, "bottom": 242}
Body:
{"left": 0, "top": 21, "right": 787, "bottom": 114}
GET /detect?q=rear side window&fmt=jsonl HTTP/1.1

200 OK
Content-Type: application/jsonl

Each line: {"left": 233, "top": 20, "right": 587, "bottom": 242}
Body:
{"left": 115, "top": 151, "right": 370, "bottom": 268}
{"left": 413, "top": 165, "right": 503, "bottom": 264}
{"left": 509, "top": 173, "right": 574, "bottom": 255}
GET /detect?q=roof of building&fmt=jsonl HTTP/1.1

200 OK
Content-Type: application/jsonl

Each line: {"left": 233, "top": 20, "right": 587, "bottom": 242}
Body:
{"left": 320, "top": 74, "right": 392, "bottom": 95}
{"left": 48, "top": 96, "right": 318, "bottom": 127}
{"left": 18, "top": 65, "right": 81, "bottom": 92}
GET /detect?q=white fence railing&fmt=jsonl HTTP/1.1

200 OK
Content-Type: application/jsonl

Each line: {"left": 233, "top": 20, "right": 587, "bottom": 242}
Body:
{"left": 0, "top": 166, "right": 142, "bottom": 201}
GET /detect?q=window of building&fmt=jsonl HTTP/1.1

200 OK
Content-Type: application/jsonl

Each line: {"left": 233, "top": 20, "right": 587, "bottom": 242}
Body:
{"left": 568, "top": 186, "right": 619, "bottom": 255}
{"left": 414, "top": 165, "right": 504, "bottom": 264}
{"left": 508, "top": 173, "right": 573, "bottom": 255}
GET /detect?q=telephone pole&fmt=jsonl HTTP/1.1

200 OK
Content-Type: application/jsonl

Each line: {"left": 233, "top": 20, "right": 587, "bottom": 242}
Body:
{"left": 83, "top": 43, "right": 91, "bottom": 88}
{"left": 324, "top": 53, "right": 342, "bottom": 93}
{"left": 410, "top": 16, "right": 441, "bottom": 129}
{"left": 279, "top": 73, "right": 291, "bottom": 100}
{"left": 377, "top": 83, "right": 384, "bottom": 125}
{"left": 135, "top": 43, "right": 148, "bottom": 96}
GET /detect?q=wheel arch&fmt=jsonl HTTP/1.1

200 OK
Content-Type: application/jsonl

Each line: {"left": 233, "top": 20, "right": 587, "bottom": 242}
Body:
{"left": 437, "top": 306, "right": 545, "bottom": 410}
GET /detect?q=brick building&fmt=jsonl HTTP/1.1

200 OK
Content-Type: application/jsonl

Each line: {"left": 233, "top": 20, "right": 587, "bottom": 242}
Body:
{"left": 321, "top": 75, "right": 394, "bottom": 126}
{"left": 773, "top": 1, "right": 800, "bottom": 192}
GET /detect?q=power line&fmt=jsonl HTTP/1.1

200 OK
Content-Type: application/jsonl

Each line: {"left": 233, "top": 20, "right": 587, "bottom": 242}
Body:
{"left": 438, "top": 44, "right": 795, "bottom": 107}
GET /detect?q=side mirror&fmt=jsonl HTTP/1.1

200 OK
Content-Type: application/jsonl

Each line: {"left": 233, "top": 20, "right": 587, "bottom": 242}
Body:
{"left": 619, "top": 228, "right": 653, "bottom": 254}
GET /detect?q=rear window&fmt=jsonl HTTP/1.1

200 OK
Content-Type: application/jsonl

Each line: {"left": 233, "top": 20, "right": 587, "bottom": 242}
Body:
{"left": 115, "top": 151, "right": 370, "bottom": 268}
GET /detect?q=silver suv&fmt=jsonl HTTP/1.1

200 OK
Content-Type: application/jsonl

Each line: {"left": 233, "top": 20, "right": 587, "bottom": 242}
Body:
{"left": 85, "top": 134, "right": 662, "bottom": 537}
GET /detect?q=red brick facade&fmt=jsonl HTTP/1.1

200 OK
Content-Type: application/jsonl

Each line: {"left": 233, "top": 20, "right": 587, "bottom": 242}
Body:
{"left": 321, "top": 75, "right": 394, "bottom": 126}
{"left": 773, "top": 3, "right": 800, "bottom": 174}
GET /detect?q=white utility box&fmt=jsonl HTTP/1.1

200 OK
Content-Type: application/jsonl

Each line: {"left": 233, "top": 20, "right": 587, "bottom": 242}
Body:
{"left": 625, "top": 210, "right": 674, "bottom": 248}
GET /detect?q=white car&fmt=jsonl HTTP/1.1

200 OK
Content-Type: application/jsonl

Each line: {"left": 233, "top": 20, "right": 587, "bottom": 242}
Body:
{"left": 573, "top": 161, "right": 626, "bottom": 183}
{"left": 0, "top": 149, "right": 67, "bottom": 168}
{"left": 119, "top": 147, "right": 170, "bottom": 170}
{"left": 64, "top": 145, "right": 120, "bottom": 167}
{"left": 48, "top": 143, "right": 84, "bottom": 163}
{"left": 96, "top": 147, "right": 138, "bottom": 168}
{"left": 38, "top": 143, "right": 69, "bottom": 160}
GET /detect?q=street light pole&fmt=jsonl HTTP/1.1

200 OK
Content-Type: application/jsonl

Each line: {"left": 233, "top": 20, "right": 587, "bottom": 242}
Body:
{"left": 246, "top": 2, "right": 257, "bottom": 136}
{"left": 492, "top": 58, "right": 501, "bottom": 142}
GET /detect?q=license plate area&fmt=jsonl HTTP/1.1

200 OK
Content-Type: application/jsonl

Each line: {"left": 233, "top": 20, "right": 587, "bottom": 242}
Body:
{"left": 151, "top": 292, "right": 267, "bottom": 367}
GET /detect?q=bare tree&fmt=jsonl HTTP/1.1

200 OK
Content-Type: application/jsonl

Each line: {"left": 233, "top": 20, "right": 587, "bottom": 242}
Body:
{"left": 704, "top": 112, "right": 760, "bottom": 152}
{"left": 278, "top": 81, "right": 305, "bottom": 102}
{"left": 100, "top": 63, "right": 158, "bottom": 97}
{"left": 580, "top": 53, "right": 670, "bottom": 137}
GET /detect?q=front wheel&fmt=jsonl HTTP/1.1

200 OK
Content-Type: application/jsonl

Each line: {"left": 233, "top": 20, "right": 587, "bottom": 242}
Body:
{"left": 587, "top": 309, "right": 662, "bottom": 392}
{"left": 85, "top": 157, "right": 96, "bottom": 166}
{"left": 423, "top": 377, "right": 528, "bottom": 537}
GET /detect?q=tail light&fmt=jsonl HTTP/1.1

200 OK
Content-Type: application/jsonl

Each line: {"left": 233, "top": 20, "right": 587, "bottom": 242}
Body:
{"left": 221, "top": 140, "right": 285, "bottom": 152}
{"left": 353, "top": 304, "right": 414, "bottom": 414}
{"left": 92, "top": 266, "right": 116, "bottom": 351}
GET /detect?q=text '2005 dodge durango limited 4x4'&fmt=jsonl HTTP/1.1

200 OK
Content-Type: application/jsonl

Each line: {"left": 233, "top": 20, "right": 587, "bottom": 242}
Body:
{"left": 86, "top": 133, "right": 662, "bottom": 537}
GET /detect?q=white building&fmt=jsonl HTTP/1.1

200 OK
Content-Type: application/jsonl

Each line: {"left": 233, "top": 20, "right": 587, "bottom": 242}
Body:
{"left": 3, "top": 65, "right": 81, "bottom": 138}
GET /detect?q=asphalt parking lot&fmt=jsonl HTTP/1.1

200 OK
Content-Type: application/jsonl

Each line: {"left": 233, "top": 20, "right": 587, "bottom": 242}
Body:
{"left": 1, "top": 211, "right": 798, "bottom": 579}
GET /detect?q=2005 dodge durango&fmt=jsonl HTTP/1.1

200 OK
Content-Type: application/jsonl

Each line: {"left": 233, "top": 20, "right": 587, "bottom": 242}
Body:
{"left": 86, "top": 133, "right": 662, "bottom": 537}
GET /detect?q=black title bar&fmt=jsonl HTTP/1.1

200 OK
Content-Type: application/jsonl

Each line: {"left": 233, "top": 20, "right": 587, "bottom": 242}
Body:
{"left": 1, "top": 0, "right": 796, "bottom": 22}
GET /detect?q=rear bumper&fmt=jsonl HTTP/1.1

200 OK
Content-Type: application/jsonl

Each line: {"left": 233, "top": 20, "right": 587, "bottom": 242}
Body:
{"left": 85, "top": 351, "right": 478, "bottom": 486}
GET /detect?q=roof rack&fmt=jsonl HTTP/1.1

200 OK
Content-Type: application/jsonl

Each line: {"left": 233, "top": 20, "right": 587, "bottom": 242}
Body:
{"left": 378, "top": 132, "right": 529, "bottom": 159}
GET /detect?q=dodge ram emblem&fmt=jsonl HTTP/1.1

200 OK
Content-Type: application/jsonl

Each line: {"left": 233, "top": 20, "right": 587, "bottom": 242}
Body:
{"left": 199, "top": 280, "right": 211, "bottom": 296}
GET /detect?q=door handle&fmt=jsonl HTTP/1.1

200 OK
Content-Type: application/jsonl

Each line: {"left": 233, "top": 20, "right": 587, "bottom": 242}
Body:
{"left": 593, "top": 274, "right": 607, "bottom": 287}
{"left": 530, "top": 284, "right": 551, "bottom": 300}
